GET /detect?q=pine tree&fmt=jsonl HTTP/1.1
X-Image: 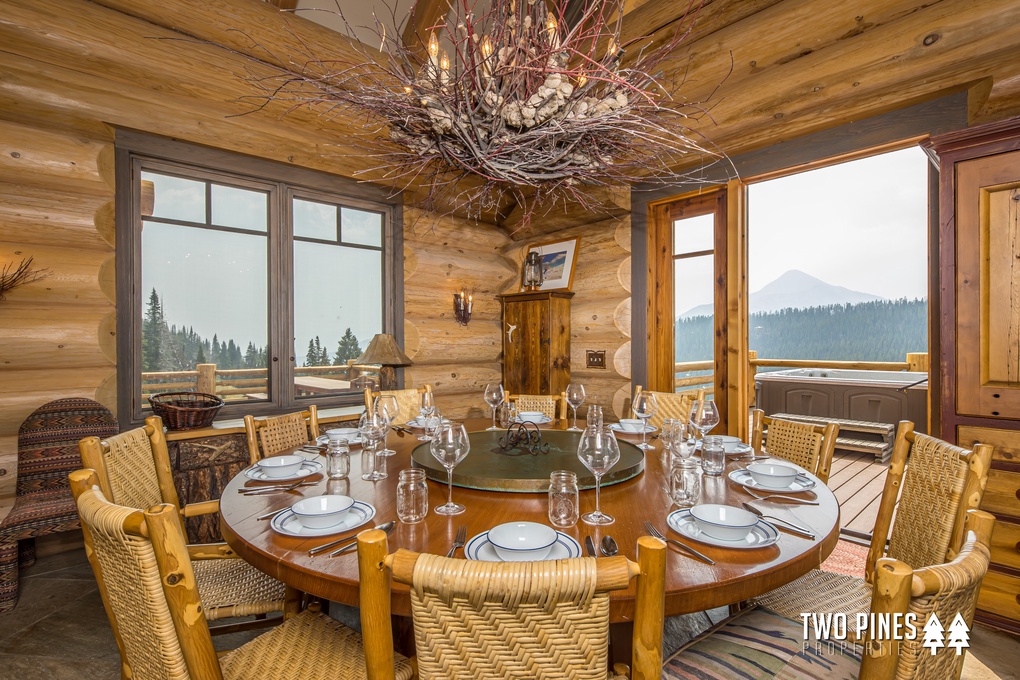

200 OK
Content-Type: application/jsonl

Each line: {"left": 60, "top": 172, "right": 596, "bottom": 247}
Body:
{"left": 319, "top": 346, "right": 330, "bottom": 366}
{"left": 196, "top": 343, "right": 206, "bottom": 364}
{"left": 211, "top": 334, "right": 221, "bottom": 363}
{"left": 244, "top": 342, "right": 258, "bottom": 368}
{"left": 333, "top": 328, "right": 362, "bottom": 365}
{"left": 305, "top": 338, "right": 318, "bottom": 367}
{"left": 142, "top": 288, "right": 164, "bottom": 372}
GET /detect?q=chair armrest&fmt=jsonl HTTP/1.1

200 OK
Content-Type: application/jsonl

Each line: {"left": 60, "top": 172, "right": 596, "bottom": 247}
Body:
{"left": 182, "top": 500, "right": 221, "bottom": 518}
{"left": 187, "top": 542, "right": 238, "bottom": 560}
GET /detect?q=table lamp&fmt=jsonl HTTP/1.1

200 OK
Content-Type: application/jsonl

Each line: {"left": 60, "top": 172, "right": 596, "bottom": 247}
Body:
{"left": 356, "top": 333, "right": 413, "bottom": 390}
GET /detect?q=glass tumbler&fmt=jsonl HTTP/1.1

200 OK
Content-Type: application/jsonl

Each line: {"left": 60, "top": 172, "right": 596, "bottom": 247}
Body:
{"left": 361, "top": 443, "right": 387, "bottom": 481}
{"left": 669, "top": 461, "right": 701, "bottom": 508}
{"left": 396, "top": 469, "right": 428, "bottom": 524}
{"left": 548, "top": 470, "right": 579, "bottom": 528}
{"left": 702, "top": 435, "right": 726, "bottom": 476}
{"left": 325, "top": 437, "right": 350, "bottom": 480}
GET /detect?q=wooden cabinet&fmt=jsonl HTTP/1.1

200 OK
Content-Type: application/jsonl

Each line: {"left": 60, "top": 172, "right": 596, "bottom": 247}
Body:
{"left": 500, "top": 291, "right": 573, "bottom": 396}
{"left": 928, "top": 117, "right": 1020, "bottom": 634}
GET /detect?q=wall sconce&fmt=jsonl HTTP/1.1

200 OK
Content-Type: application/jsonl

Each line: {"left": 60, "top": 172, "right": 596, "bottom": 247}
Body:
{"left": 523, "top": 251, "right": 544, "bottom": 291}
{"left": 454, "top": 290, "right": 473, "bottom": 326}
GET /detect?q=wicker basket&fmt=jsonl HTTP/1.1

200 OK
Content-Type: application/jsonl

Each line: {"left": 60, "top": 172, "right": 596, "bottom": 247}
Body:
{"left": 148, "top": 392, "right": 224, "bottom": 430}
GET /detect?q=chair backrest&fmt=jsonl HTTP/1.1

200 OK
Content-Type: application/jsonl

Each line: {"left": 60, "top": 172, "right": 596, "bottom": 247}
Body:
{"left": 69, "top": 469, "right": 222, "bottom": 680}
{"left": 750, "top": 409, "right": 839, "bottom": 483}
{"left": 357, "top": 530, "right": 666, "bottom": 680}
{"left": 506, "top": 393, "right": 568, "bottom": 420}
{"left": 17, "top": 397, "right": 118, "bottom": 497}
{"left": 631, "top": 386, "right": 705, "bottom": 430}
{"left": 859, "top": 509, "right": 994, "bottom": 680}
{"left": 243, "top": 406, "right": 319, "bottom": 461}
{"left": 865, "top": 421, "right": 992, "bottom": 583}
{"left": 78, "top": 416, "right": 181, "bottom": 512}
{"left": 363, "top": 386, "right": 432, "bottom": 424}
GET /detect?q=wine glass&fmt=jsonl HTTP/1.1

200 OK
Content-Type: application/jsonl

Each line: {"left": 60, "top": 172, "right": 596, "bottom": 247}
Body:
{"left": 576, "top": 426, "right": 621, "bottom": 525}
{"left": 418, "top": 390, "right": 436, "bottom": 441}
{"left": 358, "top": 410, "right": 388, "bottom": 481}
{"left": 689, "top": 399, "right": 720, "bottom": 448}
{"left": 632, "top": 391, "right": 658, "bottom": 451}
{"left": 483, "top": 383, "right": 504, "bottom": 431}
{"left": 373, "top": 395, "right": 398, "bottom": 456}
{"left": 565, "top": 383, "right": 586, "bottom": 431}
{"left": 430, "top": 422, "right": 470, "bottom": 515}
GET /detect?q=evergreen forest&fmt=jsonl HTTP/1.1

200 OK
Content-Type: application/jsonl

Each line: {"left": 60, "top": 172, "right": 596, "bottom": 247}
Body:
{"left": 675, "top": 298, "right": 928, "bottom": 362}
{"left": 141, "top": 289, "right": 363, "bottom": 372}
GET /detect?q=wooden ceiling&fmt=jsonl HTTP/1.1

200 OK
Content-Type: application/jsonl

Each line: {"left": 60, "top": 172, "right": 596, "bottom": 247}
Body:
{"left": 90, "top": 0, "right": 1020, "bottom": 231}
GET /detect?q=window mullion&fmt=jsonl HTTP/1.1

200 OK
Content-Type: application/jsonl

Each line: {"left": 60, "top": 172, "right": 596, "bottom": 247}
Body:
{"left": 270, "top": 182, "right": 293, "bottom": 410}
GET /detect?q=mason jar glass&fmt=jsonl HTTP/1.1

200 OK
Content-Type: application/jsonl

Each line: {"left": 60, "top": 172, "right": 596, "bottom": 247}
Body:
{"left": 396, "top": 468, "right": 428, "bottom": 524}
{"left": 548, "top": 470, "right": 579, "bottom": 528}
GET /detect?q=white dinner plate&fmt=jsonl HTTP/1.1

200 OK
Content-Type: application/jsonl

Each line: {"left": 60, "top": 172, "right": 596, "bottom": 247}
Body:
{"left": 244, "top": 459, "right": 323, "bottom": 482}
{"left": 728, "top": 468, "right": 817, "bottom": 492}
{"left": 515, "top": 415, "right": 553, "bottom": 425}
{"left": 666, "top": 509, "right": 780, "bottom": 549}
{"left": 609, "top": 423, "right": 657, "bottom": 435}
{"left": 270, "top": 500, "right": 376, "bottom": 538}
{"left": 465, "top": 531, "right": 581, "bottom": 561}
{"left": 694, "top": 440, "right": 754, "bottom": 456}
{"left": 404, "top": 419, "right": 451, "bottom": 430}
{"left": 316, "top": 434, "right": 363, "bottom": 446}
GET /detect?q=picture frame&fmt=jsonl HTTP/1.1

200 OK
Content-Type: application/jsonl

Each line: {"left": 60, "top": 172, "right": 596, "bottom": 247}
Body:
{"left": 522, "top": 237, "right": 580, "bottom": 292}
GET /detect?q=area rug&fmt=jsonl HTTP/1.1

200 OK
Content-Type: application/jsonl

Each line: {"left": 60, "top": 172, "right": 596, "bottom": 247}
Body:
{"left": 819, "top": 539, "right": 869, "bottom": 578}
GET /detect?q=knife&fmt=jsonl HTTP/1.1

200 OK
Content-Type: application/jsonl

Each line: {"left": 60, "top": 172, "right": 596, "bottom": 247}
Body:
{"left": 584, "top": 535, "right": 597, "bottom": 557}
{"left": 741, "top": 502, "right": 815, "bottom": 538}
{"left": 308, "top": 520, "right": 396, "bottom": 555}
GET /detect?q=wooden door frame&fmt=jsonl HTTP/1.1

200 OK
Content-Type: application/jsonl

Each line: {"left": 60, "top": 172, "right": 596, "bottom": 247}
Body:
{"left": 646, "top": 184, "right": 746, "bottom": 437}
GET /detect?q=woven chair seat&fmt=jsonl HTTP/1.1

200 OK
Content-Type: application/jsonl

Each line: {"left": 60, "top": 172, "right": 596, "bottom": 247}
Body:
{"left": 510, "top": 394, "right": 562, "bottom": 419}
{"left": 193, "top": 557, "right": 288, "bottom": 621}
{"left": 219, "top": 610, "right": 414, "bottom": 680}
{"left": 0, "top": 489, "right": 77, "bottom": 539}
{"left": 750, "top": 569, "right": 873, "bottom": 634}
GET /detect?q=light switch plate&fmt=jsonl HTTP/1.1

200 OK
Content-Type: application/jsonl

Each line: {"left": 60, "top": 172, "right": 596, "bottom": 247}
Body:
{"left": 586, "top": 350, "right": 606, "bottom": 369}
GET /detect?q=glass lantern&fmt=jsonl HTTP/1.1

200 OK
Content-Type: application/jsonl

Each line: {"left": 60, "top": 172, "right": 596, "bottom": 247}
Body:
{"left": 523, "top": 251, "right": 544, "bottom": 290}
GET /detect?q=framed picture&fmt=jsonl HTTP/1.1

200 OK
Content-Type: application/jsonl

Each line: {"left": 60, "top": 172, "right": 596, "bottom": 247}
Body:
{"left": 523, "top": 237, "right": 580, "bottom": 292}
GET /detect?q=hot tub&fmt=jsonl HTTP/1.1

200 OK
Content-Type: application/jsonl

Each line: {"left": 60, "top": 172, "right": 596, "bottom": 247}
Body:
{"left": 755, "top": 368, "right": 928, "bottom": 433}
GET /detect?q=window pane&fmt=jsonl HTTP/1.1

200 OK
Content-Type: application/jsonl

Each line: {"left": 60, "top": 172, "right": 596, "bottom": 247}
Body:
{"left": 294, "top": 198, "right": 337, "bottom": 240}
{"left": 143, "top": 171, "right": 205, "bottom": 223}
{"left": 342, "top": 207, "right": 383, "bottom": 247}
{"left": 212, "top": 184, "right": 268, "bottom": 232}
{"left": 673, "top": 213, "right": 714, "bottom": 255}
{"left": 674, "top": 254, "right": 715, "bottom": 390}
{"left": 140, "top": 221, "right": 268, "bottom": 404}
{"left": 292, "top": 241, "right": 383, "bottom": 398}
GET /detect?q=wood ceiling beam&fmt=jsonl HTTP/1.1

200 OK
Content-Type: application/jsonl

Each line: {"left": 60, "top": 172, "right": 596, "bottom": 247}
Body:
{"left": 401, "top": 0, "right": 451, "bottom": 59}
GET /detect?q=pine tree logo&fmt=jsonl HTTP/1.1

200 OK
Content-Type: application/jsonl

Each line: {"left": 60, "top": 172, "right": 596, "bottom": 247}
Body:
{"left": 922, "top": 613, "right": 945, "bottom": 655}
{"left": 946, "top": 613, "right": 970, "bottom": 655}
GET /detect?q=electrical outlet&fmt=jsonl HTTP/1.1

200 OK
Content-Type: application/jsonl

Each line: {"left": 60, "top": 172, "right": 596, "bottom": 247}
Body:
{"left": 586, "top": 350, "right": 606, "bottom": 369}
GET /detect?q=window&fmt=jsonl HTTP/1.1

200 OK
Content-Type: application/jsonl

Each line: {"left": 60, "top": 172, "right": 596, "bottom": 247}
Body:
{"left": 116, "top": 133, "right": 398, "bottom": 424}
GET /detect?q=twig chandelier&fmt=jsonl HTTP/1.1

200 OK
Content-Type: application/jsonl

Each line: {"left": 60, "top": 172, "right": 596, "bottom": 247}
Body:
{"left": 250, "top": 0, "right": 729, "bottom": 229}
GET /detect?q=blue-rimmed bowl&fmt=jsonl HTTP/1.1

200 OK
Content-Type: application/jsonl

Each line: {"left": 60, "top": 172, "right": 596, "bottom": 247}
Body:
{"left": 689, "top": 504, "right": 758, "bottom": 541}
{"left": 747, "top": 463, "right": 799, "bottom": 489}
{"left": 290, "top": 495, "right": 355, "bottom": 529}
{"left": 487, "top": 521, "right": 558, "bottom": 561}
{"left": 256, "top": 455, "right": 305, "bottom": 479}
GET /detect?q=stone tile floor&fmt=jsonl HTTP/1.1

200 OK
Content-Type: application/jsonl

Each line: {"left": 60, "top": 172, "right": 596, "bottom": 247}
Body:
{"left": 0, "top": 548, "right": 1016, "bottom": 679}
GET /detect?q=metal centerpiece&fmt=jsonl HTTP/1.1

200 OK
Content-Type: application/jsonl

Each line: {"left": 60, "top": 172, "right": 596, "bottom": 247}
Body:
{"left": 496, "top": 421, "right": 550, "bottom": 456}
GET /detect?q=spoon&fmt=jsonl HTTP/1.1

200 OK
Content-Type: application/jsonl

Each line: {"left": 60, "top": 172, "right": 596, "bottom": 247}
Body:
{"left": 600, "top": 535, "right": 619, "bottom": 556}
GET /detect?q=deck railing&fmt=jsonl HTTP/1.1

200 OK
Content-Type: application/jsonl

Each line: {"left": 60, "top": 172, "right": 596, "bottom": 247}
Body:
{"left": 141, "top": 362, "right": 368, "bottom": 401}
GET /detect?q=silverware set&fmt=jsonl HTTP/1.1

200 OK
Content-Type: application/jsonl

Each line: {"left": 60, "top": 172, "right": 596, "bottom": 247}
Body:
{"left": 307, "top": 521, "right": 396, "bottom": 557}
{"left": 740, "top": 502, "right": 815, "bottom": 538}
{"left": 643, "top": 521, "right": 715, "bottom": 565}
{"left": 741, "top": 487, "right": 818, "bottom": 504}
{"left": 239, "top": 480, "right": 316, "bottom": 495}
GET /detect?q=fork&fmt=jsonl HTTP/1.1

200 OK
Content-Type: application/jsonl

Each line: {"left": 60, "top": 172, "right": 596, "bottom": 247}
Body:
{"left": 240, "top": 480, "right": 314, "bottom": 495}
{"left": 447, "top": 526, "right": 467, "bottom": 557}
{"left": 742, "top": 487, "right": 819, "bottom": 505}
{"left": 643, "top": 521, "right": 715, "bottom": 565}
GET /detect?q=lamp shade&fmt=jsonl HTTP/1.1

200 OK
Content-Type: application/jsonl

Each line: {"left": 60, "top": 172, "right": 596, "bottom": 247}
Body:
{"left": 356, "top": 333, "right": 413, "bottom": 367}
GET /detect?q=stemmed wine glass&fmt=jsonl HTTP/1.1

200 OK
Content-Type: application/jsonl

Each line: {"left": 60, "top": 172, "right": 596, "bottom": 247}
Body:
{"left": 430, "top": 422, "right": 470, "bottom": 515}
{"left": 358, "top": 410, "right": 388, "bottom": 481}
{"left": 373, "top": 394, "right": 398, "bottom": 456}
{"left": 577, "top": 426, "right": 621, "bottom": 525}
{"left": 483, "top": 383, "right": 504, "bottom": 431}
{"left": 418, "top": 390, "right": 436, "bottom": 441}
{"left": 632, "top": 391, "right": 658, "bottom": 451}
{"left": 565, "top": 383, "right": 586, "bottom": 431}
{"left": 689, "top": 399, "right": 720, "bottom": 448}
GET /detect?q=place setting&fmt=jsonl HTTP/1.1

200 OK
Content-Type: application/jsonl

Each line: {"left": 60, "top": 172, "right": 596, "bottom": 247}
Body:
{"left": 464, "top": 521, "right": 582, "bottom": 562}
{"left": 728, "top": 460, "right": 818, "bottom": 494}
{"left": 666, "top": 503, "right": 781, "bottom": 549}
{"left": 241, "top": 454, "right": 324, "bottom": 486}
{"left": 269, "top": 494, "right": 377, "bottom": 538}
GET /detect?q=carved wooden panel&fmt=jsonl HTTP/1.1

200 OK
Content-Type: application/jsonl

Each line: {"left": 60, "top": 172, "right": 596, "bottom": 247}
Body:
{"left": 168, "top": 433, "right": 250, "bottom": 543}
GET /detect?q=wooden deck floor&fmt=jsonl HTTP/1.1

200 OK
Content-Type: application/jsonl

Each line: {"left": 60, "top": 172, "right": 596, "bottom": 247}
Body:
{"left": 827, "top": 450, "right": 890, "bottom": 538}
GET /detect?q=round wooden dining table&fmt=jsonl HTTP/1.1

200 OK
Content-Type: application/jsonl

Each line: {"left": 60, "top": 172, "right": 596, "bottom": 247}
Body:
{"left": 219, "top": 418, "right": 840, "bottom": 622}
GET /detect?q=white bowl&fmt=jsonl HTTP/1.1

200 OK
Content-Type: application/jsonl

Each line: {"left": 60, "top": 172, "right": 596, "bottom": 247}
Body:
{"left": 689, "top": 504, "right": 758, "bottom": 541}
{"left": 257, "top": 455, "right": 305, "bottom": 479}
{"left": 290, "top": 495, "right": 355, "bottom": 529}
{"left": 487, "top": 522, "right": 558, "bottom": 561}
{"left": 326, "top": 428, "right": 359, "bottom": 441}
{"left": 747, "top": 463, "right": 799, "bottom": 489}
{"left": 517, "top": 411, "right": 545, "bottom": 424}
{"left": 619, "top": 418, "right": 644, "bottom": 432}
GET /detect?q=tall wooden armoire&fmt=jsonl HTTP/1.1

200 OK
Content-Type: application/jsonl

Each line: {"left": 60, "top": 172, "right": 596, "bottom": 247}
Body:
{"left": 499, "top": 291, "right": 573, "bottom": 396}
{"left": 925, "top": 116, "right": 1020, "bottom": 633}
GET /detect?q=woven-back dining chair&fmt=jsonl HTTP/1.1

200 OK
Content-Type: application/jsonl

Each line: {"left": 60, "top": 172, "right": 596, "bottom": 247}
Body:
{"left": 753, "top": 420, "right": 992, "bottom": 624}
{"left": 506, "top": 392, "right": 568, "bottom": 420}
{"left": 664, "top": 509, "right": 995, "bottom": 679}
{"left": 631, "top": 386, "right": 705, "bottom": 431}
{"left": 243, "top": 405, "right": 319, "bottom": 462}
{"left": 364, "top": 385, "right": 433, "bottom": 424}
{"left": 750, "top": 409, "right": 839, "bottom": 483}
{"left": 357, "top": 529, "right": 666, "bottom": 679}
{"left": 78, "top": 417, "right": 293, "bottom": 628}
{"left": 69, "top": 469, "right": 413, "bottom": 680}
{"left": 0, "top": 397, "right": 117, "bottom": 612}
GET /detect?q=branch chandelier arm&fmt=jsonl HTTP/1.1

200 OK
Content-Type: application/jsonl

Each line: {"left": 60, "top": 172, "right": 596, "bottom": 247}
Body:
{"left": 243, "top": 0, "right": 734, "bottom": 228}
